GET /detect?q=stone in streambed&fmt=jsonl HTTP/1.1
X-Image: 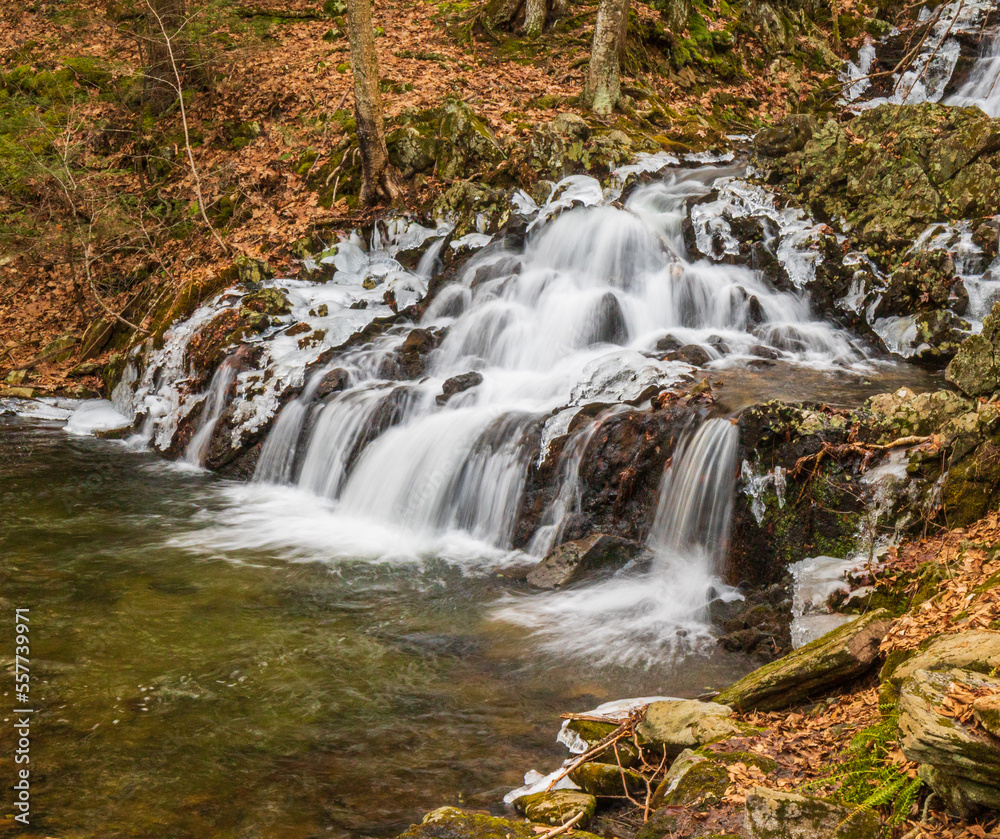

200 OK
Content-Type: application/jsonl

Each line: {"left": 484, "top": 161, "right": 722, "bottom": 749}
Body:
{"left": 315, "top": 367, "right": 350, "bottom": 398}
{"left": 650, "top": 749, "right": 729, "bottom": 809}
{"left": 516, "top": 790, "right": 597, "bottom": 828}
{"left": 744, "top": 787, "right": 880, "bottom": 839}
{"left": 526, "top": 533, "right": 650, "bottom": 590}
{"left": 396, "top": 805, "right": 602, "bottom": 839}
{"left": 714, "top": 609, "right": 891, "bottom": 712}
{"left": 635, "top": 700, "right": 754, "bottom": 757}
{"left": 436, "top": 371, "right": 483, "bottom": 405}
{"left": 568, "top": 761, "right": 646, "bottom": 797}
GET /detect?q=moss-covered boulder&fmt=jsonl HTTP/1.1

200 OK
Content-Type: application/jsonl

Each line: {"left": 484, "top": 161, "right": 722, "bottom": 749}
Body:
{"left": 885, "top": 630, "right": 1000, "bottom": 689}
{"left": 947, "top": 300, "right": 1000, "bottom": 398}
{"left": 745, "top": 787, "right": 880, "bottom": 838}
{"left": 651, "top": 749, "right": 730, "bottom": 808}
{"left": 568, "top": 761, "right": 646, "bottom": 797}
{"left": 396, "top": 806, "right": 601, "bottom": 839}
{"left": 515, "top": 790, "right": 597, "bottom": 827}
{"left": 636, "top": 700, "right": 754, "bottom": 756}
{"left": 899, "top": 667, "right": 1000, "bottom": 816}
{"left": 715, "top": 610, "right": 891, "bottom": 712}
{"left": 755, "top": 104, "right": 1000, "bottom": 247}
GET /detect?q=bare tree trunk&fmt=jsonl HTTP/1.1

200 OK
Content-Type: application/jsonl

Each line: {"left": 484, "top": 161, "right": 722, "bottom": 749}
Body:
{"left": 523, "top": 0, "right": 546, "bottom": 36}
{"left": 585, "top": 0, "right": 629, "bottom": 116}
{"left": 344, "top": 0, "right": 400, "bottom": 206}
{"left": 144, "top": 0, "right": 185, "bottom": 114}
{"left": 482, "top": 0, "right": 523, "bottom": 31}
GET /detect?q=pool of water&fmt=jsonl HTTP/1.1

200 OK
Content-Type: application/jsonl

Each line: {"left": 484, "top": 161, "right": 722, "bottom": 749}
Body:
{"left": 0, "top": 417, "right": 755, "bottom": 839}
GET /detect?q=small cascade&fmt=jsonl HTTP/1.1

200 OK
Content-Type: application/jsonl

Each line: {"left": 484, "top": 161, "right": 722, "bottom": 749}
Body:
{"left": 947, "top": 32, "right": 1000, "bottom": 116}
{"left": 496, "top": 418, "right": 742, "bottom": 666}
{"left": 184, "top": 360, "right": 237, "bottom": 467}
{"left": 648, "top": 418, "right": 740, "bottom": 572}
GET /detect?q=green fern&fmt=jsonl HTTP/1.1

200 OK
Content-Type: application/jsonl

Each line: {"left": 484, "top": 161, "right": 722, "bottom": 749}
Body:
{"left": 801, "top": 704, "right": 924, "bottom": 832}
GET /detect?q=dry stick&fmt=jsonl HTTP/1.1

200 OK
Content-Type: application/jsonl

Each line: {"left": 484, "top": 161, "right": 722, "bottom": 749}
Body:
{"left": 146, "top": 0, "right": 229, "bottom": 255}
{"left": 899, "top": 0, "right": 965, "bottom": 103}
{"left": 84, "top": 237, "right": 150, "bottom": 334}
{"left": 544, "top": 716, "right": 638, "bottom": 791}
{"left": 536, "top": 810, "right": 584, "bottom": 839}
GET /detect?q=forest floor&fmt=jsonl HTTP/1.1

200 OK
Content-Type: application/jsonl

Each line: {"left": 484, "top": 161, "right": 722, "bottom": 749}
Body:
{"left": 0, "top": 0, "right": 868, "bottom": 394}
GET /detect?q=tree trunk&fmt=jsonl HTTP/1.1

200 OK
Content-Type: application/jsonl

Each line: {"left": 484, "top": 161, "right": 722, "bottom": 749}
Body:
{"left": 585, "top": 0, "right": 629, "bottom": 116}
{"left": 144, "top": 0, "right": 186, "bottom": 114}
{"left": 344, "top": 0, "right": 400, "bottom": 206}
{"left": 482, "top": 0, "right": 523, "bottom": 31}
{"left": 523, "top": 0, "right": 546, "bottom": 36}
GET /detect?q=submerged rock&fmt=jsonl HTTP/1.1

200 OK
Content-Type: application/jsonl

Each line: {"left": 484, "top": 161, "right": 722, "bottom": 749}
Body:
{"left": 526, "top": 533, "right": 650, "bottom": 589}
{"left": 715, "top": 609, "right": 891, "bottom": 712}
{"left": 899, "top": 667, "right": 1000, "bottom": 816}
{"left": 744, "top": 787, "right": 880, "bottom": 839}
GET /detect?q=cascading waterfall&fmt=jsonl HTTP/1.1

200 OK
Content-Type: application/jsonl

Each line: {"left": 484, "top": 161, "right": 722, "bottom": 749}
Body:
{"left": 235, "top": 168, "right": 864, "bottom": 555}
{"left": 947, "top": 32, "right": 1000, "bottom": 116}
{"left": 184, "top": 360, "right": 237, "bottom": 466}
{"left": 495, "top": 417, "right": 742, "bottom": 667}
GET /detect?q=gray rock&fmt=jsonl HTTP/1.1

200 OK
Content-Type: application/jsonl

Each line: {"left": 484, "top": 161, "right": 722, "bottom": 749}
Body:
{"left": 568, "top": 761, "right": 646, "bottom": 797}
{"left": 887, "top": 629, "right": 1000, "bottom": 688}
{"left": 635, "top": 700, "right": 753, "bottom": 757}
{"left": 650, "top": 748, "right": 729, "bottom": 809}
{"left": 526, "top": 533, "right": 649, "bottom": 589}
{"left": 715, "top": 610, "right": 891, "bottom": 712}
{"left": 745, "top": 787, "right": 880, "bottom": 839}
{"left": 899, "top": 667, "right": 1000, "bottom": 816}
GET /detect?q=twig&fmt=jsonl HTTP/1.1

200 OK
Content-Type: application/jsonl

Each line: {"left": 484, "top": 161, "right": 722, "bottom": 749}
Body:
{"left": 146, "top": 0, "right": 229, "bottom": 255}
{"left": 544, "top": 712, "right": 643, "bottom": 791}
{"left": 536, "top": 810, "right": 584, "bottom": 839}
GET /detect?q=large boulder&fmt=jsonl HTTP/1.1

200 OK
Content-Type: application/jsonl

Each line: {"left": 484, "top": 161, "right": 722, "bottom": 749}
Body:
{"left": 885, "top": 630, "right": 1000, "bottom": 689}
{"left": 715, "top": 610, "right": 891, "bottom": 712}
{"left": 898, "top": 667, "right": 1000, "bottom": 816}
{"left": 635, "top": 700, "right": 754, "bottom": 756}
{"left": 947, "top": 301, "right": 1000, "bottom": 398}
{"left": 526, "top": 533, "right": 650, "bottom": 589}
{"left": 396, "top": 806, "right": 602, "bottom": 839}
{"left": 650, "top": 748, "right": 730, "bottom": 809}
{"left": 744, "top": 787, "right": 880, "bottom": 839}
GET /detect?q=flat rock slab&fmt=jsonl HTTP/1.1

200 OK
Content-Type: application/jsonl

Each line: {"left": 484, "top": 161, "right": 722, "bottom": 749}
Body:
{"left": 888, "top": 629, "right": 1000, "bottom": 688}
{"left": 397, "top": 806, "right": 603, "bottom": 839}
{"left": 745, "top": 787, "right": 880, "bottom": 839}
{"left": 526, "top": 533, "right": 649, "bottom": 589}
{"left": 715, "top": 609, "right": 891, "bottom": 712}
{"left": 636, "top": 699, "right": 753, "bottom": 757}
{"left": 899, "top": 667, "right": 1000, "bottom": 816}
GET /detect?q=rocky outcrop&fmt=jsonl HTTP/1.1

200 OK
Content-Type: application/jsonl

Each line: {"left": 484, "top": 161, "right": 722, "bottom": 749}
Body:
{"left": 898, "top": 667, "right": 1000, "bottom": 816}
{"left": 715, "top": 610, "right": 891, "bottom": 712}
{"left": 636, "top": 700, "right": 755, "bottom": 756}
{"left": 526, "top": 534, "right": 650, "bottom": 589}
{"left": 744, "top": 787, "right": 880, "bottom": 839}
{"left": 885, "top": 630, "right": 1000, "bottom": 689}
{"left": 755, "top": 104, "right": 1000, "bottom": 249}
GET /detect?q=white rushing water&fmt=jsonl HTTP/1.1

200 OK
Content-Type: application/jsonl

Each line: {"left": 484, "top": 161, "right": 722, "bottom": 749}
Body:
{"left": 111, "top": 160, "right": 884, "bottom": 662}
{"left": 947, "top": 32, "right": 1000, "bottom": 115}
{"left": 495, "top": 419, "right": 742, "bottom": 666}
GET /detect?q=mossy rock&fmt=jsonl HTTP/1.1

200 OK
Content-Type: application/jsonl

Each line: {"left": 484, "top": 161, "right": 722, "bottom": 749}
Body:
{"left": 745, "top": 787, "right": 880, "bottom": 838}
{"left": 515, "top": 790, "right": 597, "bottom": 828}
{"left": 242, "top": 287, "right": 291, "bottom": 317}
{"left": 569, "top": 761, "right": 646, "bottom": 797}
{"left": 396, "top": 806, "right": 601, "bottom": 839}
{"left": 651, "top": 749, "right": 729, "bottom": 809}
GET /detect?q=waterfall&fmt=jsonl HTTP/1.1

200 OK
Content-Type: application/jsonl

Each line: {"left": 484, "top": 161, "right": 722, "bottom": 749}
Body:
{"left": 184, "top": 361, "right": 236, "bottom": 467}
{"left": 947, "top": 33, "right": 1000, "bottom": 116}
{"left": 648, "top": 418, "right": 739, "bottom": 572}
{"left": 495, "top": 418, "right": 742, "bottom": 667}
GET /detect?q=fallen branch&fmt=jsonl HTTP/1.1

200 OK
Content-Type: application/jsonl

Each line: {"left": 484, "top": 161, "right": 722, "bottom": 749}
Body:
{"left": 535, "top": 810, "right": 584, "bottom": 839}
{"left": 544, "top": 711, "right": 644, "bottom": 792}
{"left": 790, "top": 436, "right": 937, "bottom": 480}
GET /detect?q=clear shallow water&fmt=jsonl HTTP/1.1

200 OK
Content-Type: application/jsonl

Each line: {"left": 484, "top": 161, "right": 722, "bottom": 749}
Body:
{"left": 0, "top": 418, "right": 756, "bottom": 839}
